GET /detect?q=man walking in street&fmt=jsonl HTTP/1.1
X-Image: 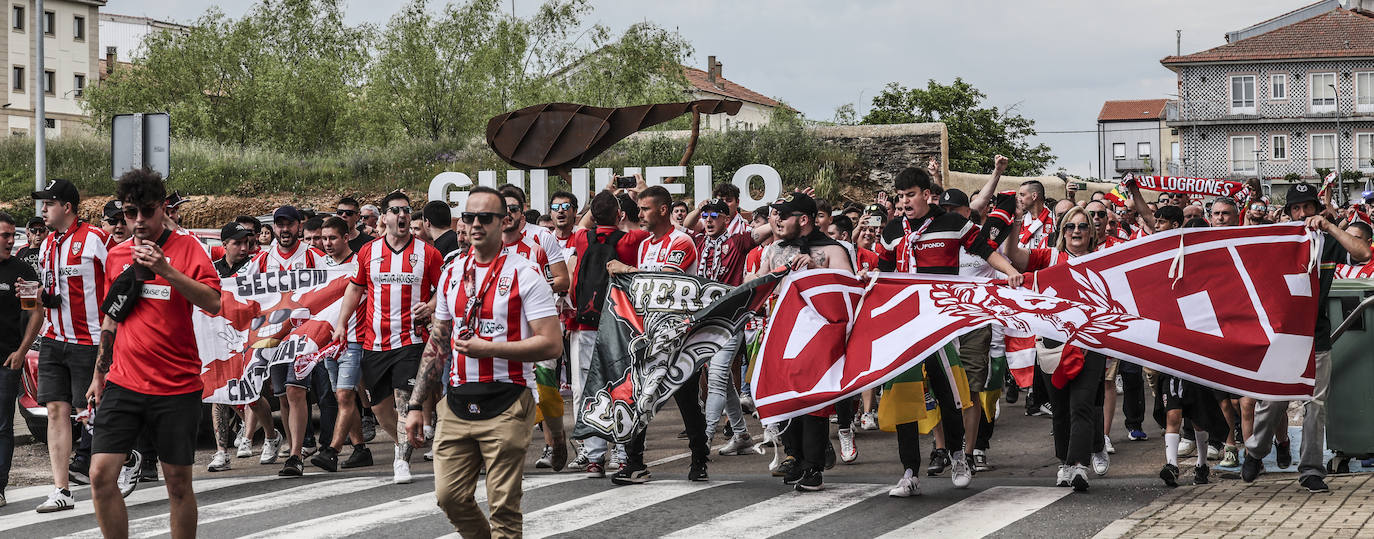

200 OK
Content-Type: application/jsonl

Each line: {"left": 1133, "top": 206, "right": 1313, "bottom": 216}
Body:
{"left": 0, "top": 212, "right": 42, "bottom": 509}
{"left": 312, "top": 217, "right": 373, "bottom": 472}
{"left": 406, "top": 185, "right": 562, "bottom": 538}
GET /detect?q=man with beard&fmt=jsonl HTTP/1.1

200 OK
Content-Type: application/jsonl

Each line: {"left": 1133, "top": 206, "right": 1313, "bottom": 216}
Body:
{"left": 548, "top": 191, "right": 580, "bottom": 252}
{"left": 207, "top": 221, "right": 257, "bottom": 473}
{"left": 336, "top": 197, "right": 375, "bottom": 253}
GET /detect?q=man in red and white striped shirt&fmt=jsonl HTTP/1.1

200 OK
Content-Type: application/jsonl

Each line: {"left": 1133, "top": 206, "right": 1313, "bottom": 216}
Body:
{"left": 333, "top": 191, "right": 442, "bottom": 484}
{"left": 406, "top": 185, "right": 561, "bottom": 538}
{"left": 31, "top": 179, "right": 109, "bottom": 511}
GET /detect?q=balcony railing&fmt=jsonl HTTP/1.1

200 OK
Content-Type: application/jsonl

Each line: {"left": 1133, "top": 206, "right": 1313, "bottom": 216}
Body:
{"left": 1113, "top": 158, "right": 1154, "bottom": 172}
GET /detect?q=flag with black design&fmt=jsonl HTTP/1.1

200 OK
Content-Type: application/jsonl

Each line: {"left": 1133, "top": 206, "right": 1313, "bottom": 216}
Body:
{"left": 573, "top": 270, "right": 784, "bottom": 443}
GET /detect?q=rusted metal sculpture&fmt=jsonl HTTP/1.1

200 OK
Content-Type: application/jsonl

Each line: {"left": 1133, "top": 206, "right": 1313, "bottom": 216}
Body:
{"left": 485, "top": 100, "right": 742, "bottom": 180}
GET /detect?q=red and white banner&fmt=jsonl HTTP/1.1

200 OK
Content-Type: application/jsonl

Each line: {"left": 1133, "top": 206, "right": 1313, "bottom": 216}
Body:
{"left": 1125, "top": 174, "right": 1248, "bottom": 198}
{"left": 751, "top": 224, "right": 1320, "bottom": 423}
{"left": 195, "top": 268, "right": 351, "bottom": 404}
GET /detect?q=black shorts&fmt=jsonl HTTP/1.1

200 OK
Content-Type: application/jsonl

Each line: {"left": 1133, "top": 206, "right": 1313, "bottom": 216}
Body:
{"left": 37, "top": 337, "right": 97, "bottom": 409}
{"left": 361, "top": 344, "right": 422, "bottom": 406}
{"left": 1157, "top": 374, "right": 1217, "bottom": 430}
{"left": 92, "top": 382, "right": 201, "bottom": 466}
{"left": 269, "top": 362, "right": 312, "bottom": 397}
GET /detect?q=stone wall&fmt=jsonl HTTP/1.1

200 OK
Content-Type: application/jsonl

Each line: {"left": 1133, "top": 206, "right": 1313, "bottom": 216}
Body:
{"left": 810, "top": 123, "right": 947, "bottom": 186}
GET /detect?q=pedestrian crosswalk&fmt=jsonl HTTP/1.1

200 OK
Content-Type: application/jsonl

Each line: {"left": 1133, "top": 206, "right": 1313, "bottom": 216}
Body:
{"left": 0, "top": 471, "right": 1090, "bottom": 538}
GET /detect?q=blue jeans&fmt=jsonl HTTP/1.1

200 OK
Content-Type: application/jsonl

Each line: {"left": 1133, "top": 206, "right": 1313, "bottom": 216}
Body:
{"left": 0, "top": 364, "right": 21, "bottom": 495}
{"left": 704, "top": 331, "right": 747, "bottom": 439}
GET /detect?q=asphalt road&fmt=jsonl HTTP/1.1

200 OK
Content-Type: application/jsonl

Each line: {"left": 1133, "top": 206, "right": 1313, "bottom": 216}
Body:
{"left": 3, "top": 390, "right": 1180, "bottom": 538}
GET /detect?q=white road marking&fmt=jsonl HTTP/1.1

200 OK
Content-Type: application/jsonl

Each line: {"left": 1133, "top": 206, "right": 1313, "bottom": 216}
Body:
{"left": 876, "top": 486, "right": 1072, "bottom": 539}
{"left": 645, "top": 444, "right": 728, "bottom": 467}
{"left": 518, "top": 480, "right": 733, "bottom": 539}
{"left": 0, "top": 475, "right": 277, "bottom": 532}
{"left": 660, "top": 482, "right": 889, "bottom": 538}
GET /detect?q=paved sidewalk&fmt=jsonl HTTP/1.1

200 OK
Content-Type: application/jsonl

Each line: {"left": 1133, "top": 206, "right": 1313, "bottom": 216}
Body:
{"left": 1096, "top": 474, "right": 1374, "bottom": 538}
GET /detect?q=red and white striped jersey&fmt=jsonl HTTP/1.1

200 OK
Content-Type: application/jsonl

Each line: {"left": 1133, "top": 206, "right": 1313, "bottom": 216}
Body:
{"left": 433, "top": 252, "right": 558, "bottom": 388}
{"left": 38, "top": 221, "right": 109, "bottom": 345}
{"left": 637, "top": 229, "right": 698, "bottom": 274}
{"left": 502, "top": 237, "right": 553, "bottom": 283}
{"left": 351, "top": 237, "right": 442, "bottom": 351}
{"left": 325, "top": 252, "right": 367, "bottom": 343}
{"left": 248, "top": 241, "right": 325, "bottom": 273}
{"left": 726, "top": 213, "right": 750, "bottom": 236}
{"left": 1336, "top": 263, "right": 1374, "bottom": 279}
{"left": 522, "top": 223, "right": 567, "bottom": 265}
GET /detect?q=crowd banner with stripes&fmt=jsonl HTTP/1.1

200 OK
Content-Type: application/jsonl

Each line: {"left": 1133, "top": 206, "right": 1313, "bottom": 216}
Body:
{"left": 751, "top": 223, "right": 1321, "bottom": 424}
{"left": 1123, "top": 173, "right": 1249, "bottom": 198}
{"left": 195, "top": 268, "right": 351, "bottom": 404}
{"left": 574, "top": 270, "right": 782, "bottom": 444}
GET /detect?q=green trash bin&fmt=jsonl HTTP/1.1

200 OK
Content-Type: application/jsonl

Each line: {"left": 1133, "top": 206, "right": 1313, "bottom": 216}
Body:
{"left": 1325, "top": 279, "right": 1374, "bottom": 469}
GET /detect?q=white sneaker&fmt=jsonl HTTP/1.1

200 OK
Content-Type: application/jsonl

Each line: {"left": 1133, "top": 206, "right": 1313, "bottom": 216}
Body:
{"left": 718, "top": 432, "right": 755, "bottom": 456}
{"left": 763, "top": 424, "right": 782, "bottom": 446}
{"left": 278, "top": 444, "right": 291, "bottom": 459}
{"left": 1092, "top": 451, "right": 1110, "bottom": 476}
{"left": 35, "top": 488, "right": 75, "bottom": 513}
{"left": 739, "top": 395, "right": 755, "bottom": 413}
{"left": 860, "top": 411, "right": 878, "bottom": 431}
{"left": 837, "top": 428, "right": 857, "bottom": 464}
{"left": 1206, "top": 444, "right": 1221, "bottom": 461}
{"left": 1103, "top": 435, "right": 1116, "bottom": 455}
{"left": 1070, "top": 464, "right": 1090, "bottom": 491}
{"left": 236, "top": 436, "right": 254, "bottom": 458}
{"left": 535, "top": 445, "right": 554, "bottom": 468}
{"left": 208, "top": 450, "right": 231, "bottom": 472}
{"left": 609, "top": 446, "right": 627, "bottom": 471}
{"left": 423, "top": 424, "right": 435, "bottom": 442}
{"left": 118, "top": 450, "right": 142, "bottom": 498}
{"left": 234, "top": 426, "right": 248, "bottom": 453}
{"left": 1178, "top": 438, "right": 1196, "bottom": 457}
{"left": 888, "top": 469, "right": 920, "bottom": 497}
{"left": 950, "top": 451, "right": 972, "bottom": 488}
{"left": 393, "top": 459, "right": 413, "bottom": 484}
{"left": 260, "top": 430, "right": 283, "bottom": 465}
{"left": 1055, "top": 464, "right": 1071, "bottom": 487}
{"left": 424, "top": 449, "right": 434, "bottom": 462}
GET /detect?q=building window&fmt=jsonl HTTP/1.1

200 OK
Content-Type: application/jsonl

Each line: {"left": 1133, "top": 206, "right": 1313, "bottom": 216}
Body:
{"left": 12, "top": 5, "right": 22, "bottom": 30}
{"left": 73, "top": 15, "right": 84, "bottom": 40}
{"left": 1112, "top": 143, "right": 1126, "bottom": 159}
{"left": 1137, "top": 142, "right": 1151, "bottom": 158}
{"left": 12, "top": 66, "right": 23, "bottom": 91}
{"left": 42, "top": 10, "right": 53, "bottom": 35}
{"left": 1171, "top": 141, "right": 1180, "bottom": 162}
{"left": 1230, "top": 136, "right": 1256, "bottom": 173}
{"left": 1230, "top": 75, "right": 1256, "bottom": 114}
{"left": 73, "top": 74, "right": 85, "bottom": 97}
{"left": 1311, "top": 72, "right": 1337, "bottom": 113}
{"left": 1270, "top": 74, "right": 1287, "bottom": 100}
{"left": 1358, "top": 133, "right": 1374, "bottom": 172}
{"left": 1357, "top": 72, "right": 1374, "bottom": 114}
{"left": 1311, "top": 133, "right": 1337, "bottom": 172}
{"left": 1272, "top": 135, "right": 1288, "bottom": 160}
{"left": 44, "top": 118, "right": 55, "bottom": 129}
{"left": 43, "top": 70, "right": 54, "bottom": 95}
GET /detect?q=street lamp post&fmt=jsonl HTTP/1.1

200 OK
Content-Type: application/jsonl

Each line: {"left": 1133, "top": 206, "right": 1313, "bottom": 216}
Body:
{"left": 33, "top": 0, "right": 45, "bottom": 215}
{"left": 1331, "top": 82, "right": 1342, "bottom": 205}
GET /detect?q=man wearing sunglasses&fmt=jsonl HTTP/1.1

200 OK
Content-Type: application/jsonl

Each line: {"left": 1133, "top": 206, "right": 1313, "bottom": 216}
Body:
{"left": 684, "top": 183, "right": 751, "bottom": 237}
{"left": 101, "top": 201, "right": 128, "bottom": 247}
{"left": 498, "top": 185, "right": 570, "bottom": 295}
{"left": 1084, "top": 200, "right": 1124, "bottom": 251}
{"left": 1245, "top": 201, "right": 1272, "bottom": 226}
{"left": 548, "top": 191, "right": 581, "bottom": 252}
{"left": 335, "top": 197, "right": 375, "bottom": 253}
{"left": 334, "top": 191, "right": 443, "bottom": 485}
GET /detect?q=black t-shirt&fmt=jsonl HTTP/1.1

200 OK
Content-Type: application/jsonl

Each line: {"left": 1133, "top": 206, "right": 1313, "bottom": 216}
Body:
{"left": 432, "top": 229, "right": 460, "bottom": 257}
{"left": 1316, "top": 232, "right": 1349, "bottom": 352}
{"left": 0, "top": 256, "right": 40, "bottom": 354}
{"left": 15, "top": 245, "right": 41, "bottom": 275}
{"left": 348, "top": 232, "right": 375, "bottom": 253}
{"left": 214, "top": 257, "right": 251, "bottom": 278}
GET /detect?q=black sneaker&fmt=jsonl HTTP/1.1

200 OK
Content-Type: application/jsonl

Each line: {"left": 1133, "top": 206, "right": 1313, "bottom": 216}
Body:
{"left": 1159, "top": 463, "right": 1179, "bottom": 487}
{"left": 1275, "top": 440, "right": 1292, "bottom": 469}
{"left": 68, "top": 460, "right": 91, "bottom": 486}
{"left": 138, "top": 464, "right": 159, "bottom": 483}
{"left": 1300, "top": 475, "right": 1330, "bottom": 493}
{"left": 927, "top": 448, "right": 950, "bottom": 476}
{"left": 773, "top": 456, "right": 796, "bottom": 478}
{"left": 341, "top": 446, "right": 373, "bottom": 469}
{"left": 310, "top": 446, "right": 339, "bottom": 472}
{"left": 611, "top": 463, "right": 651, "bottom": 485}
{"left": 722, "top": 422, "right": 734, "bottom": 439}
{"left": 795, "top": 468, "right": 824, "bottom": 492}
{"left": 824, "top": 443, "right": 836, "bottom": 470}
{"left": 783, "top": 463, "right": 806, "bottom": 485}
{"left": 1241, "top": 453, "right": 1263, "bottom": 483}
{"left": 688, "top": 460, "right": 708, "bottom": 482}
{"left": 1194, "top": 463, "right": 1210, "bottom": 485}
{"left": 677, "top": 429, "right": 689, "bottom": 440}
{"left": 279, "top": 455, "right": 304, "bottom": 477}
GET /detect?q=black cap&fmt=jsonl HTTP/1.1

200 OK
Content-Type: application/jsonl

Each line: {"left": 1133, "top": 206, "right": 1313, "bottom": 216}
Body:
{"left": 1282, "top": 183, "right": 1324, "bottom": 214}
{"left": 770, "top": 192, "right": 818, "bottom": 217}
{"left": 273, "top": 205, "right": 304, "bottom": 222}
{"left": 26, "top": 216, "right": 44, "bottom": 229}
{"left": 939, "top": 188, "right": 970, "bottom": 208}
{"left": 220, "top": 221, "right": 253, "bottom": 242}
{"left": 102, "top": 200, "right": 123, "bottom": 221}
{"left": 165, "top": 191, "right": 188, "bottom": 208}
{"left": 32, "top": 179, "right": 80, "bottom": 206}
{"left": 702, "top": 198, "right": 730, "bottom": 215}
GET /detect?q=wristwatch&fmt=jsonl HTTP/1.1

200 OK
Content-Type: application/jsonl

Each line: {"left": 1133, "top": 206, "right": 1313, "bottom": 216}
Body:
{"left": 406, "top": 403, "right": 424, "bottom": 413}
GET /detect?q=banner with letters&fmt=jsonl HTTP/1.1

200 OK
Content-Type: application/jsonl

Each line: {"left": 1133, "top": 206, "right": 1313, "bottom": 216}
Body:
{"left": 1124, "top": 173, "right": 1249, "bottom": 199}
{"left": 195, "top": 268, "right": 351, "bottom": 404}
{"left": 751, "top": 224, "right": 1321, "bottom": 424}
{"left": 573, "top": 270, "right": 782, "bottom": 444}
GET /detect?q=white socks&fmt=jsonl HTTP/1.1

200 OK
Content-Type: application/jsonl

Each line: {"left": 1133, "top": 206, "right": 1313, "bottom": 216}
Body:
{"left": 1193, "top": 431, "right": 1209, "bottom": 466}
{"left": 1165, "top": 433, "right": 1180, "bottom": 466}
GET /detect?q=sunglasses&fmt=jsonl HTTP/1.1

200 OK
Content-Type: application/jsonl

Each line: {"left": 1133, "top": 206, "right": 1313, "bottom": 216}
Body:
{"left": 506, "top": 204, "right": 522, "bottom": 215}
{"left": 702, "top": 212, "right": 722, "bottom": 219}
{"left": 335, "top": 209, "right": 357, "bottom": 216}
{"left": 386, "top": 206, "right": 411, "bottom": 215}
{"left": 1088, "top": 211, "right": 1108, "bottom": 219}
{"left": 1249, "top": 204, "right": 1266, "bottom": 211}
{"left": 461, "top": 211, "right": 506, "bottom": 225}
{"left": 122, "top": 204, "right": 160, "bottom": 219}
{"left": 1063, "top": 222, "right": 1092, "bottom": 231}
{"left": 550, "top": 202, "right": 573, "bottom": 212}
{"left": 104, "top": 217, "right": 122, "bottom": 225}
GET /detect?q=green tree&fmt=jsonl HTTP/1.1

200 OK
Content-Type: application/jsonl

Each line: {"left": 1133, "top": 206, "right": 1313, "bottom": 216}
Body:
{"left": 861, "top": 78, "right": 1055, "bottom": 176}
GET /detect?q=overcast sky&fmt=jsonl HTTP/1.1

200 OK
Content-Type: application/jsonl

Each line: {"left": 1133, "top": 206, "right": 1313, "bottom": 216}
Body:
{"left": 111, "top": 0, "right": 1313, "bottom": 177}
